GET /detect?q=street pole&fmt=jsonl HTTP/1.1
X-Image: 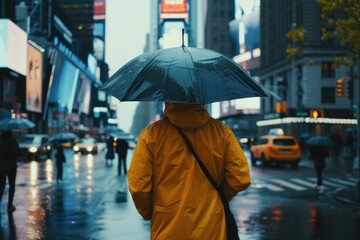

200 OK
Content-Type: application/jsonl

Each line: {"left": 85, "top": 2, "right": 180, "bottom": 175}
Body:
{"left": 356, "top": 60, "right": 360, "bottom": 201}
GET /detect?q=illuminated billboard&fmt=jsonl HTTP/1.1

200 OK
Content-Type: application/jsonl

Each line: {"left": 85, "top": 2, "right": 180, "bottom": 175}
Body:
{"left": 73, "top": 73, "right": 91, "bottom": 115}
{"left": 0, "top": 19, "right": 27, "bottom": 75}
{"left": 46, "top": 51, "right": 79, "bottom": 114}
{"left": 160, "top": 0, "right": 188, "bottom": 20}
{"left": 94, "top": 0, "right": 106, "bottom": 21}
{"left": 26, "top": 43, "right": 43, "bottom": 113}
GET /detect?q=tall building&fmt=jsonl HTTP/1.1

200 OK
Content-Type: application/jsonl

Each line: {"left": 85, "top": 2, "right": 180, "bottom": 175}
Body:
{"left": 204, "top": 0, "right": 236, "bottom": 58}
{"left": 258, "top": 0, "right": 357, "bottom": 137}
{"left": 56, "top": 0, "right": 94, "bottom": 62}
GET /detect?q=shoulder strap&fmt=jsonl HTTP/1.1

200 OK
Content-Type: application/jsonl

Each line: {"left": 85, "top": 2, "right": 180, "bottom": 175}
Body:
{"left": 174, "top": 125, "right": 220, "bottom": 191}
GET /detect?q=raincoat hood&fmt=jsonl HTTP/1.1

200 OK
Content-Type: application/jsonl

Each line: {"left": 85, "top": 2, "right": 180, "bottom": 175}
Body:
{"left": 163, "top": 102, "right": 210, "bottom": 129}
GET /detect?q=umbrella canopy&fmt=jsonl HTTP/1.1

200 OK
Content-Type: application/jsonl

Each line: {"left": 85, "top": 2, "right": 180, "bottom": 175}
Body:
{"left": 103, "top": 126, "right": 124, "bottom": 134}
{"left": 307, "top": 136, "right": 331, "bottom": 146}
{"left": 111, "top": 132, "right": 135, "bottom": 141}
{"left": 100, "top": 46, "right": 268, "bottom": 104}
{"left": 49, "top": 132, "right": 78, "bottom": 142}
{"left": 0, "top": 118, "right": 35, "bottom": 131}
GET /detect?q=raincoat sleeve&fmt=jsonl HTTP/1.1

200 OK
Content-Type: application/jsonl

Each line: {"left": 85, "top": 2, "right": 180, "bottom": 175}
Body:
{"left": 128, "top": 132, "right": 153, "bottom": 221}
{"left": 222, "top": 130, "right": 251, "bottom": 201}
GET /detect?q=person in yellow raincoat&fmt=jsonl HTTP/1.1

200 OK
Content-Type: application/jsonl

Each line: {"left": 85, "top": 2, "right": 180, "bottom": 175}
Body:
{"left": 128, "top": 102, "right": 251, "bottom": 240}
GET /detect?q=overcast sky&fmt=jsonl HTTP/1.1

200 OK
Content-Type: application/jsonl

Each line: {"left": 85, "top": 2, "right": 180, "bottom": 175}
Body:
{"left": 105, "top": 0, "right": 150, "bottom": 132}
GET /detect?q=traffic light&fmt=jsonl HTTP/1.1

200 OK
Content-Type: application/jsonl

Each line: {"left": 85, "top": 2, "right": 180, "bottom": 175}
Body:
{"left": 337, "top": 79, "right": 344, "bottom": 96}
{"left": 310, "top": 109, "right": 324, "bottom": 119}
{"left": 275, "top": 102, "right": 281, "bottom": 113}
{"left": 347, "top": 78, "right": 354, "bottom": 100}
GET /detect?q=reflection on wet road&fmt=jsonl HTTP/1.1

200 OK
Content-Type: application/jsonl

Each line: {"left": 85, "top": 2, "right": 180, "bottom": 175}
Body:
{"left": 0, "top": 147, "right": 359, "bottom": 239}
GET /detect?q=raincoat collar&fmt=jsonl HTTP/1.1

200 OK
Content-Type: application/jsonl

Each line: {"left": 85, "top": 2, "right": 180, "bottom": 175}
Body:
{"left": 163, "top": 102, "right": 210, "bottom": 129}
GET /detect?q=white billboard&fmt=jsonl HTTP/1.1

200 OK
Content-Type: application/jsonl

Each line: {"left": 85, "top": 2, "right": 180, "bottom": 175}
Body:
{"left": 0, "top": 19, "right": 27, "bottom": 76}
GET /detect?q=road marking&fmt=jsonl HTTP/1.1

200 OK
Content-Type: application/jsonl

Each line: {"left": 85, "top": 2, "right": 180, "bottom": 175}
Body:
{"left": 290, "top": 178, "right": 328, "bottom": 189}
{"left": 345, "top": 177, "right": 358, "bottom": 182}
{"left": 328, "top": 178, "right": 357, "bottom": 187}
{"left": 263, "top": 184, "right": 284, "bottom": 192}
{"left": 308, "top": 178, "right": 343, "bottom": 188}
{"left": 271, "top": 179, "right": 307, "bottom": 191}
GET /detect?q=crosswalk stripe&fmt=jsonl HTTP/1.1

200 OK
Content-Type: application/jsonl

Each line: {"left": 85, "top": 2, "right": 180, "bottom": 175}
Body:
{"left": 308, "top": 177, "right": 343, "bottom": 188}
{"left": 346, "top": 177, "right": 358, "bottom": 182}
{"left": 290, "top": 178, "right": 328, "bottom": 189}
{"left": 328, "top": 178, "right": 356, "bottom": 187}
{"left": 263, "top": 184, "right": 284, "bottom": 192}
{"left": 271, "top": 179, "right": 307, "bottom": 191}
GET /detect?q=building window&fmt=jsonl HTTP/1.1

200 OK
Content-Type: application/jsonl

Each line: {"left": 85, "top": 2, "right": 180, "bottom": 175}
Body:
{"left": 321, "top": 87, "right": 335, "bottom": 104}
{"left": 321, "top": 62, "right": 335, "bottom": 78}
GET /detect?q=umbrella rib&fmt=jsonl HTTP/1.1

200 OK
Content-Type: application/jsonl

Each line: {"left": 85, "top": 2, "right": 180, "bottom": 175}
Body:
{"left": 181, "top": 47, "right": 198, "bottom": 102}
{"left": 159, "top": 49, "right": 180, "bottom": 99}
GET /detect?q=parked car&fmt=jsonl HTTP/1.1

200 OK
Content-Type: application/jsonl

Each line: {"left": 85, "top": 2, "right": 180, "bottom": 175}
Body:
{"left": 73, "top": 138, "right": 98, "bottom": 154}
{"left": 250, "top": 135, "right": 301, "bottom": 168}
{"left": 18, "top": 134, "right": 53, "bottom": 160}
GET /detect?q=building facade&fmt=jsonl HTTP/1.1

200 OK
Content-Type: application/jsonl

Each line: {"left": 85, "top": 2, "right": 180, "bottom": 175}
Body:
{"left": 258, "top": 0, "right": 358, "bottom": 138}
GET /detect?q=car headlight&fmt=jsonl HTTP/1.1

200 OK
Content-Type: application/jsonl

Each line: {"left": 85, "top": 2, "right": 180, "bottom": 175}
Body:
{"left": 74, "top": 146, "right": 79, "bottom": 151}
{"left": 46, "top": 145, "right": 52, "bottom": 151}
{"left": 29, "top": 147, "right": 38, "bottom": 153}
{"left": 86, "top": 146, "right": 93, "bottom": 152}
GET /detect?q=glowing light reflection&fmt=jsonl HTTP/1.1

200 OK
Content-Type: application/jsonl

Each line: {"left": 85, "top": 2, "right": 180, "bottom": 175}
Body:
{"left": 45, "top": 159, "right": 54, "bottom": 183}
{"left": 30, "top": 161, "right": 39, "bottom": 186}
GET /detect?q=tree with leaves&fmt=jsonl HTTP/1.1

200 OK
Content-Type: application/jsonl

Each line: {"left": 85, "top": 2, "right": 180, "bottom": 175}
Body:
{"left": 317, "top": 0, "right": 360, "bottom": 68}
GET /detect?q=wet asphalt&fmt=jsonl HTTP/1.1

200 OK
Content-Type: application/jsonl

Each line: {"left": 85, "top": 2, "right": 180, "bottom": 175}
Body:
{"left": 0, "top": 144, "right": 359, "bottom": 240}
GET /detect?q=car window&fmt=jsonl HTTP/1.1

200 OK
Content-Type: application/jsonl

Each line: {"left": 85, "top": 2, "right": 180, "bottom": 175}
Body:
{"left": 256, "top": 138, "right": 268, "bottom": 145}
{"left": 273, "top": 139, "right": 296, "bottom": 146}
{"left": 80, "top": 139, "right": 95, "bottom": 144}
{"left": 19, "top": 136, "right": 35, "bottom": 143}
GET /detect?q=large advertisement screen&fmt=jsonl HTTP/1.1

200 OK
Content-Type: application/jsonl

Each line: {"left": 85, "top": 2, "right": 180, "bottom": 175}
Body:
{"left": 26, "top": 43, "right": 43, "bottom": 113}
{"left": 46, "top": 51, "right": 79, "bottom": 114}
{"left": 73, "top": 73, "right": 91, "bottom": 115}
{"left": 0, "top": 19, "right": 27, "bottom": 75}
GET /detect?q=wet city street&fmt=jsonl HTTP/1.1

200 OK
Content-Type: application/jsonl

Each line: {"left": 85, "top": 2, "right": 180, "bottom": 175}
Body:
{"left": 0, "top": 144, "right": 359, "bottom": 240}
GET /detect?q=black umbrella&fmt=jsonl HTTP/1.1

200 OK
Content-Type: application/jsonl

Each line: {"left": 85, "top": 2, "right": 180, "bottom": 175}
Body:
{"left": 0, "top": 118, "right": 35, "bottom": 131}
{"left": 100, "top": 37, "right": 267, "bottom": 104}
{"left": 49, "top": 132, "right": 78, "bottom": 142}
{"left": 307, "top": 136, "right": 331, "bottom": 146}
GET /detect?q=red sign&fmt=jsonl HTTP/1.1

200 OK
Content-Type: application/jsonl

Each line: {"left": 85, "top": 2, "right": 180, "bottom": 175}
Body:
{"left": 161, "top": 0, "right": 188, "bottom": 20}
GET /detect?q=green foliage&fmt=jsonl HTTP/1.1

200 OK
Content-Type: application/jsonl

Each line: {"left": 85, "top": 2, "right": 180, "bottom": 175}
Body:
{"left": 286, "top": 27, "right": 306, "bottom": 59}
{"left": 317, "top": 0, "right": 360, "bottom": 67}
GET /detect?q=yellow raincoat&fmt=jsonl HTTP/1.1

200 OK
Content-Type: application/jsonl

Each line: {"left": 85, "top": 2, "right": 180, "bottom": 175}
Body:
{"left": 128, "top": 103, "right": 251, "bottom": 240}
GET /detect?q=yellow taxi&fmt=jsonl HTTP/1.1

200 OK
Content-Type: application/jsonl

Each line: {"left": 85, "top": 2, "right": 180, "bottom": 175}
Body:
{"left": 250, "top": 135, "right": 301, "bottom": 168}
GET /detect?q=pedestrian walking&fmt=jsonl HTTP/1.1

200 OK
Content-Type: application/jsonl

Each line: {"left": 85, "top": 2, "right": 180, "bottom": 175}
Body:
{"left": 307, "top": 139, "right": 330, "bottom": 193}
{"left": 128, "top": 102, "right": 251, "bottom": 240}
{"left": 55, "top": 145, "right": 66, "bottom": 183}
{"left": 0, "top": 130, "right": 19, "bottom": 212}
{"left": 105, "top": 136, "right": 115, "bottom": 165}
{"left": 115, "top": 138, "right": 130, "bottom": 175}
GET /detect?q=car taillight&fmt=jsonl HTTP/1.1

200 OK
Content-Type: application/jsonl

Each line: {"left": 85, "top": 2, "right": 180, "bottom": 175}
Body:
{"left": 296, "top": 145, "right": 301, "bottom": 152}
{"left": 268, "top": 146, "right": 273, "bottom": 151}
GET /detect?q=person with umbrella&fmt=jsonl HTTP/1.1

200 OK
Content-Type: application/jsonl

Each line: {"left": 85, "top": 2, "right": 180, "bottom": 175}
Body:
{"left": 307, "top": 136, "right": 331, "bottom": 193}
{"left": 100, "top": 30, "right": 266, "bottom": 239}
{"left": 0, "top": 131, "right": 19, "bottom": 211}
